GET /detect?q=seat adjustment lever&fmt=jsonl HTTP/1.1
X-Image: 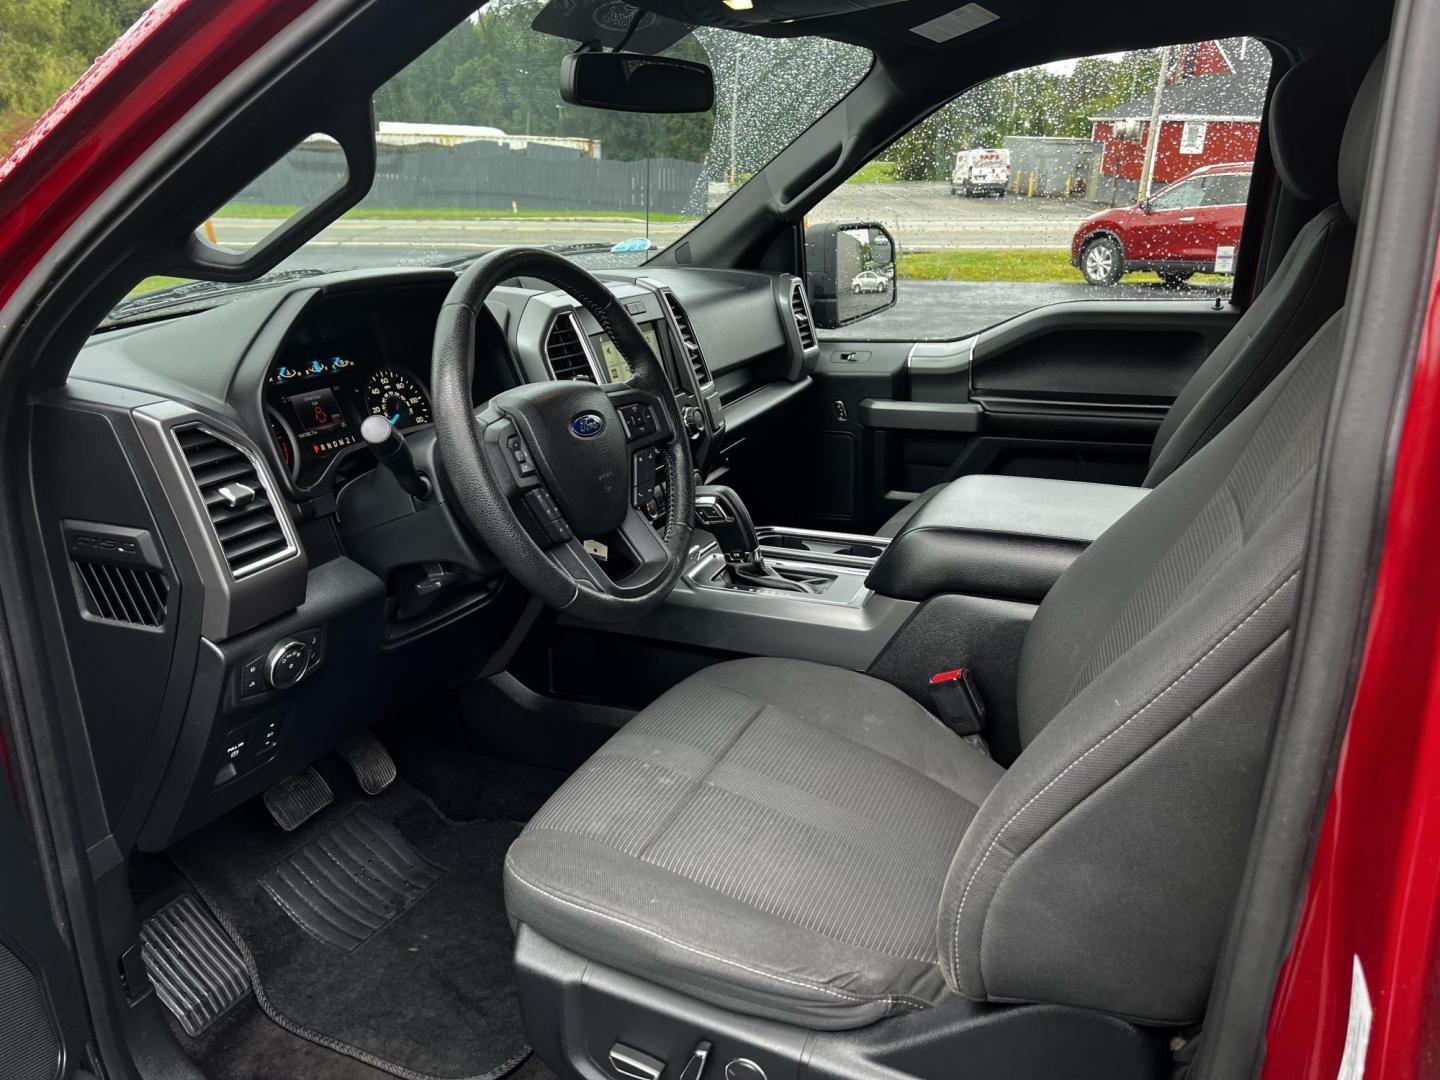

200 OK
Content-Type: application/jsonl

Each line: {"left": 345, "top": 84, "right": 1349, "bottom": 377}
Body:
{"left": 679, "top": 1040, "right": 712, "bottom": 1080}
{"left": 608, "top": 1043, "right": 666, "bottom": 1080}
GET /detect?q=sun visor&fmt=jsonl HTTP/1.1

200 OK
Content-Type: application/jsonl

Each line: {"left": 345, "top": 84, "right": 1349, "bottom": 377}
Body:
{"left": 532, "top": 0, "right": 693, "bottom": 55}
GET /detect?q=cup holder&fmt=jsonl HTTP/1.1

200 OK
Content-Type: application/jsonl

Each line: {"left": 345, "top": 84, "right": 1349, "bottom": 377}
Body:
{"left": 755, "top": 530, "right": 885, "bottom": 562}
{"left": 834, "top": 543, "right": 883, "bottom": 559}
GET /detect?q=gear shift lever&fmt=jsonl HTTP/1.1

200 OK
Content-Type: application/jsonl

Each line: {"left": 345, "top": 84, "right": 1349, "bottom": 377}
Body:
{"left": 694, "top": 485, "right": 812, "bottom": 593}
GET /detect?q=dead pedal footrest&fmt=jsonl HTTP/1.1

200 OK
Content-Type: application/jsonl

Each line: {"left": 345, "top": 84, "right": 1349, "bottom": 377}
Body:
{"left": 140, "top": 895, "right": 251, "bottom": 1037}
{"left": 339, "top": 732, "right": 398, "bottom": 795}
{"left": 262, "top": 765, "right": 334, "bottom": 832}
{"left": 261, "top": 806, "right": 442, "bottom": 951}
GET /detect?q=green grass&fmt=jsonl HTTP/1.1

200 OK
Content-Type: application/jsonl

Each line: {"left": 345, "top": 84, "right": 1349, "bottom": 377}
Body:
{"left": 127, "top": 275, "right": 193, "bottom": 297}
{"left": 898, "top": 248, "right": 1228, "bottom": 285}
{"left": 847, "top": 160, "right": 898, "bottom": 184}
{"left": 213, "top": 202, "right": 695, "bottom": 223}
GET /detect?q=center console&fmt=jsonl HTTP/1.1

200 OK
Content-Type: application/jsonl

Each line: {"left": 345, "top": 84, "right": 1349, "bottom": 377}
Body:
{"left": 574, "top": 475, "right": 1149, "bottom": 766}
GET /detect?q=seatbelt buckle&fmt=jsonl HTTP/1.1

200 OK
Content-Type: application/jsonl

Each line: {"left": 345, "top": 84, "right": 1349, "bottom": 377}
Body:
{"left": 929, "top": 667, "right": 986, "bottom": 737}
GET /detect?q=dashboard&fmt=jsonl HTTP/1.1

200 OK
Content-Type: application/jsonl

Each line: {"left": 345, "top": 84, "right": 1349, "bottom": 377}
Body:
{"left": 53, "top": 261, "right": 819, "bottom": 851}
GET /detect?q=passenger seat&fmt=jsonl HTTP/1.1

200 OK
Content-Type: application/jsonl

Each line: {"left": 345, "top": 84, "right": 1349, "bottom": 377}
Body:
{"left": 879, "top": 55, "right": 1362, "bottom": 538}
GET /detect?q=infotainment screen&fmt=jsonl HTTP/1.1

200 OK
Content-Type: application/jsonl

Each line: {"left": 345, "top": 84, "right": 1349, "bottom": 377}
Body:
{"left": 595, "top": 321, "right": 661, "bottom": 383}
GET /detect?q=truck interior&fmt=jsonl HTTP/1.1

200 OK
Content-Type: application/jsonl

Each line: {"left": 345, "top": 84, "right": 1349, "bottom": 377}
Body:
{"left": 0, "top": 0, "right": 1435, "bottom": 1079}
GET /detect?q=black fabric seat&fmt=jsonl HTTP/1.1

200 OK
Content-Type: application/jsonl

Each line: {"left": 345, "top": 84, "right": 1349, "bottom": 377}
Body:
{"left": 878, "top": 56, "right": 1359, "bottom": 539}
{"left": 505, "top": 658, "right": 1001, "bottom": 1028}
{"left": 504, "top": 54, "right": 1381, "bottom": 1035}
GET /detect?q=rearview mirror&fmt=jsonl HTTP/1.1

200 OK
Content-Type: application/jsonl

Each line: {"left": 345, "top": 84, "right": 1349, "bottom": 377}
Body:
{"left": 560, "top": 51, "right": 714, "bottom": 114}
{"left": 804, "top": 222, "right": 898, "bottom": 329}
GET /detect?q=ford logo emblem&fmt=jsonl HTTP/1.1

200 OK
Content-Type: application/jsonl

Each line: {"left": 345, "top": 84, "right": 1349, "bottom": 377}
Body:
{"left": 570, "top": 412, "right": 605, "bottom": 438}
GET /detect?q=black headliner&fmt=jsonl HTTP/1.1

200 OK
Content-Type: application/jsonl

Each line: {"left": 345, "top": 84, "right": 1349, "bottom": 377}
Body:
{"left": 637, "top": 0, "right": 1388, "bottom": 82}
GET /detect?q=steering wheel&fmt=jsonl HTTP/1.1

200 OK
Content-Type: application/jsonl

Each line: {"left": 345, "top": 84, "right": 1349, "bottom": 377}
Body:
{"left": 431, "top": 248, "right": 695, "bottom": 623}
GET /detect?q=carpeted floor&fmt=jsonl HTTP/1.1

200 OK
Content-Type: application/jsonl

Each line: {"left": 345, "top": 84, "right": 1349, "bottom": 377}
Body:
{"left": 170, "top": 778, "right": 535, "bottom": 1080}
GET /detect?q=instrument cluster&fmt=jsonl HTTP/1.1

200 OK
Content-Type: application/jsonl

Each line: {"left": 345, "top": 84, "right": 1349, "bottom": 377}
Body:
{"left": 264, "top": 350, "right": 432, "bottom": 488}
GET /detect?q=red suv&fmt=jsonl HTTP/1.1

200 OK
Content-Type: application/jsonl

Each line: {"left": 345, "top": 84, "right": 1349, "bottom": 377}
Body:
{"left": 1072, "top": 162, "right": 1252, "bottom": 286}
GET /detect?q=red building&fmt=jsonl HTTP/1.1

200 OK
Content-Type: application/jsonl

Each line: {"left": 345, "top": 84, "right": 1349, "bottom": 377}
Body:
{"left": 1090, "top": 39, "right": 1269, "bottom": 203}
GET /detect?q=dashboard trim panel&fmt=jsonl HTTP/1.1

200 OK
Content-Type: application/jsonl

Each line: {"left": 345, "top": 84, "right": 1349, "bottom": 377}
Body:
{"left": 135, "top": 400, "right": 307, "bottom": 641}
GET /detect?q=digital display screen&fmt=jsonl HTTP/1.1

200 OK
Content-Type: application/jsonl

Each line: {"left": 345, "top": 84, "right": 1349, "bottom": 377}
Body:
{"left": 288, "top": 386, "right": 348, "bottom": 438}
{"left": 596, "top": 322, "right": 661, "bottom": 383}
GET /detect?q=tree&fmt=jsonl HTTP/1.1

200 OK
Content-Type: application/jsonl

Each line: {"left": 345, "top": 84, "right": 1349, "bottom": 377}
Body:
{"left": 0, "top": 0, "right": 149, "bottom": 156}
{"left": 880, "top": 48, "right": 1171, "bottom": 181}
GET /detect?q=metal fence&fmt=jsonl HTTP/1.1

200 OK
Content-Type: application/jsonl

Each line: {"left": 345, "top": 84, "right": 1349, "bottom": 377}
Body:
{"left": 234, "top": 138, "right": 706, "bottom": 216}
{"left": 1002, "top": 136, "right": 1100, "bottom": 199}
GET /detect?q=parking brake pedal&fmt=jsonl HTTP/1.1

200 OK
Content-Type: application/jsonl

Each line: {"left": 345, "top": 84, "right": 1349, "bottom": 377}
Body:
{"left": 339, "top": 732, "right": 398, "bottom": 795}
{"left": 262, "top": 766, "right": 333, "bottom": 831}
{"left": 140, "top": 895, "right": 250, "bottom": 1036}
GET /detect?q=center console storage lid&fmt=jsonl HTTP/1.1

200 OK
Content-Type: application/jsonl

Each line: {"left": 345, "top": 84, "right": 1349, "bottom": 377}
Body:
{"left": 866, "top": 475, "right": 1149, "bottom": 604}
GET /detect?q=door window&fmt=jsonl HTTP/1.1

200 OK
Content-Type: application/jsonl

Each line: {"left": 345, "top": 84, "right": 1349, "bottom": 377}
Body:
{"left": 808, "top": 37, "right": 1272, "bottom": 341}
{"left": 1202, "top": 174, "right": 1251, "bottom": 206}
{"left": 1149, "top": 178, "right": 1204, "bottom": 211}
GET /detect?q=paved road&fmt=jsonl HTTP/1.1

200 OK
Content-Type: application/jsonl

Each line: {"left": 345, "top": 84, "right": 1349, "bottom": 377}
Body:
{"left": 212, "top": 184, "right": 1100, "bottom": 260}
{"left": 811, "top": 181, "right": 1096, "bottom": 249}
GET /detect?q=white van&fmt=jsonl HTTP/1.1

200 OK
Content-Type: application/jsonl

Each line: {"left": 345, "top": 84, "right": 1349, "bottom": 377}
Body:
{"left": 951, "top": 148, "right": 1011, "bottom": 197}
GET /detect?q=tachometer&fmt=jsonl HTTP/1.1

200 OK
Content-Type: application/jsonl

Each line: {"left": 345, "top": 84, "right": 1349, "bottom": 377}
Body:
{"left": 366, "top": 369, "right": 431, "bottom": 428}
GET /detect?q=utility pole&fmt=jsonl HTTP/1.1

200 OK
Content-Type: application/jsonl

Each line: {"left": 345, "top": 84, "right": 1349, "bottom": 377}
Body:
{"left": 728, "top": 46, "right": 740, "bottom": 186}
{"left": 1137, "top": 44, "right": 1173, "bottom": 202}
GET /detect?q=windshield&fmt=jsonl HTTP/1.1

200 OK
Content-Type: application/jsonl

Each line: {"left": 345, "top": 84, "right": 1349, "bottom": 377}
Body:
{"left": 107, "top": 2, "right": 871, "bottom": 316}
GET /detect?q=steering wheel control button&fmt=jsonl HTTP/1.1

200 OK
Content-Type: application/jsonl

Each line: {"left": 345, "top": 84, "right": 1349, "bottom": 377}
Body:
{"left": 608, "top": 1044, "right": 665, "bottom": 1080}
{"left": 523, "top": 488, "right": 573, "bottom": 544}
{"left": 570, "top": 411, "right": 606, "bottom": 438}
{"left": 506, "top": 433, "right": 537, "bottom": 477}
{"left": 618, "top": 402, "right": 656, "bottom": 440}
{"left": 266, "top": 639, "right": 311, "bottom": 690}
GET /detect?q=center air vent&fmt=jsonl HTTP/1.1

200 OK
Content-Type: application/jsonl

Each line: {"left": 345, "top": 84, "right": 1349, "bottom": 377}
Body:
{"left": 544, "top": 313, "right": 595, "bottom": 381}
{"left": 790, "top": 281, "right": 817, "bottom": 351}
{"left": 175, "top": 426, "right": 294, "bottom": 578}
{"left": 662, "top": 292, "right": 711, "bottom": 387}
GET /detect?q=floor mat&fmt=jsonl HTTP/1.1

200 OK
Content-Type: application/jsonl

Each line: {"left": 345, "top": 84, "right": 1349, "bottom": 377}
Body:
{"left": 171, "top": 783, "right": 529, "bottom": 1080}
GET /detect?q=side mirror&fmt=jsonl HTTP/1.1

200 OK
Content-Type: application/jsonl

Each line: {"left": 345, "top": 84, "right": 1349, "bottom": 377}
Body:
{"left": 804, "top": 222, "right": 898, "bottom": 329}
{"left": 1139, "top": 198, "right": 1154, "bottom": 214}
{"left": 560, "top": 51, "right": 714, "bottom": 113}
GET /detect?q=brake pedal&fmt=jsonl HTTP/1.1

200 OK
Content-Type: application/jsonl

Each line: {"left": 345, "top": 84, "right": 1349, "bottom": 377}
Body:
{"left": 339, "top": 732, "right": 398, "bottom": 795}
{"left": 262, "top": 766, "right": 333, "bottom": 831}
{"left": 140, "top": 895, "right": 250, "bottom": 1036}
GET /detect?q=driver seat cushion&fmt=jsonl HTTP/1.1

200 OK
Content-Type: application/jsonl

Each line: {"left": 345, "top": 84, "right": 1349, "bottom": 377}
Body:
{"left": 503, "top": 657, "right": 1003, "bottom": 1030}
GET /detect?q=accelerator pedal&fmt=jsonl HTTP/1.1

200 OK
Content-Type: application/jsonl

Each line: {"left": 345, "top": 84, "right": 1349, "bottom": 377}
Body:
{"left": 140, "top": 895, "right": 250, "bottom": 1036}
{"left": 339, "top": 732, "right": 398, "bottom": 795}
{"left": 262, "top": 766, "right": 333, "bottom": 832}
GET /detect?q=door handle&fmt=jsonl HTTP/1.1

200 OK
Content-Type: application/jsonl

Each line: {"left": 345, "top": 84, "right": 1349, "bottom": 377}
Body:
{"left": 1178, "top": 216, "right": 1196, "bottom": 222}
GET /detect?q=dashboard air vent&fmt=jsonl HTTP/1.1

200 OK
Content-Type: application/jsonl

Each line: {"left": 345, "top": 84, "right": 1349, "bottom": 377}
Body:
{"left": 790, "top": 281, "right": 817, "bottom": 351}
{"left": 662, "top": 292, "right": 711, "bottom": 387}
{"left": 544, "top": 314, "right": 594, "bottom": 381}
{"left": 73, "top": 560, "right": 168, "bottom": 628}
{"left": 175, "top": 426, "right": 293, "bottom": 577}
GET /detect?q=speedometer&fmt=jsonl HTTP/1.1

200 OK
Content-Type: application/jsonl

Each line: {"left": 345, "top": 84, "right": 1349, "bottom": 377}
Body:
{"left": 366, "top": 369, "right": 431, "bottom": 428}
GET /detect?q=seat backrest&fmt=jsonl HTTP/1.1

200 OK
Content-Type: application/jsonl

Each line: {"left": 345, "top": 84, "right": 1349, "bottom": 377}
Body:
{"left": 936, "top": 51, "right": 1384, "bottom": 1024}
{"left": 1143, "top": 56, "right": 1361, "bottom": 488}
